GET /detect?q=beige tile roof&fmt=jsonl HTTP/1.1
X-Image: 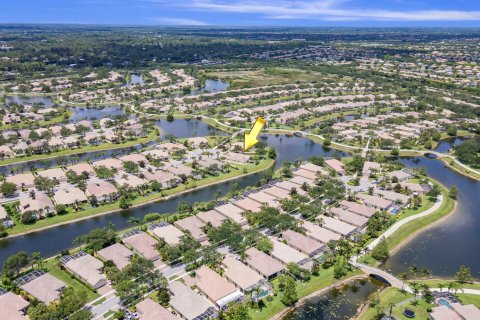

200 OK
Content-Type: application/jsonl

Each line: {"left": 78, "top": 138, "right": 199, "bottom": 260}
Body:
{"left": 231, "top": 198, "right": 262, "bottom": 213}
{"left": 282, "top": 229, "right": 324, "bottom": 256}
{"left": 123, "top": 232, "right": 159, "bottom": 261}
{"left": 54, "top": 187, "right": 88, "bottom": 205}
{"left": 319, "top": 215, "right": 357, "bottom": 236}
{"left": 269, "top": 238, "right": 308, "bottom": 265}
{"left": 215, "top": 203, "right": 248, "bottom": 225}
{"left": 97, "top": 243, "right": 133, "bottom": 270}
{"left": 151, "top": 224, "right": 184, "bottom": 246}
{"left": 86, "top": 181, "right": 118, "bottom": 198}
{"left": 195, "top": 266, "right": 240, "bottom": 303}
{"left": 174, "top": 216, "right": 206, "bottom": 242}
{"left": 245, "top": 247, "right": 284, "bottom": 278}
{"left": 0, "top": 292, "right": 28, "bottom": 320}
{"left": 196, "top": 210, "right": 226, "bottom": 228}
{"left": 65, "top": 254, "right": 107, "bottom": 289}
{"left": 20, "top": 273, "right": 66, "bottom": 304}
{"left": 222, "top": 256, "right": 263, "bottom": 291}
{"left": 169, "top": 281, "right": 214, "bottom": 320}
{"left": 136, "top": 298, "right": 178, "bottom": 320}
{"left": 302, "top": 220, "right": 342, "bottom": 244}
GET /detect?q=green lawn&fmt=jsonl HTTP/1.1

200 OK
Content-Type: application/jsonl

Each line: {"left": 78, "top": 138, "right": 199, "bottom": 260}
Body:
{"left": 4, "top": 158, "right": 274, "bottom": 236}
{"left": 417, "top": 280, "right": 480, "bottom": 290}
{"left": 358, "top": 288, "right": 412, "bottom": 320}
{"left": 43, "top": 258, "right": 99, "bottom": 301}
{"left": 249, "top": 268, "right": 363, "bottom": 320}
{"left": 457, "top": 293, "right": 480, "bottom": 308}
{"left": 383, "top": 182, "right": 454, "bottom": 252}
{"left": 392, "top": 298, "right": 434, "bottom": 320}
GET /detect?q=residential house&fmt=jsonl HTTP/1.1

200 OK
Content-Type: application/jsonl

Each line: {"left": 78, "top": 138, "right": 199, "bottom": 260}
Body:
{"left": 19, "top": 272, "right": 66, "bottom": 304}
{"left": 85, "top": 181, "right": 119, "bottom": 202}
{"left": 63, "top": 252, "right": 107, "bottom": 289}
{"left": 97, "top": 243, "right": 134, "bottom": 270}
{"left": 136, "top": 298, "right": 178, "bottom": 320}
{"left": 122, "top": 232, "right": 160, "bottom": 261}
{"left": 245, "top": 247, "right": 285, "bottom": 280}
{"left": 194, "top": 266, "right": 244, "bottom": 309}
{"left": 169, "top": 281, "right": 217, "bottom": 320}
{"left": 281, "top": 229, "right": 325, "bottom": 257}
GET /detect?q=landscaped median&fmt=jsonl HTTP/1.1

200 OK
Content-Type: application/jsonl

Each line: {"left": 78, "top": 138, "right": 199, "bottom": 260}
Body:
{"left": 2, "top": 158, "right": 275, "bottom": 237}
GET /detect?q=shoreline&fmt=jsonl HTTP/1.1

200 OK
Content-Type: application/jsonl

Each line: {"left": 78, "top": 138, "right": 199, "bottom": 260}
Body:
{"left": 389, "top": 194, "right": 458, "bottom": 256}
{"left": 269, "top": 275, "right": 368, "bottom": 320}
{"left": 1, "top": 160, "right": 274, "bottom": 239}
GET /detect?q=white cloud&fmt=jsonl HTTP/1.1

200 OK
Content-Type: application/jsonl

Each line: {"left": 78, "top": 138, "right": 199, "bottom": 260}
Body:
{"left": 151, "top": 17, "right": 210, "bottom": 25}
{"left": 146, "top": 0, "right": 480, "bottom": 21}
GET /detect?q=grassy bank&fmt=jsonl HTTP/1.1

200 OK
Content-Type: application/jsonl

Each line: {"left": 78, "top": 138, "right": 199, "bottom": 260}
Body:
{"left": 385, "top": 181, "right": 454, "bottom": 253}
{"left": 249, "top": 268, "right": 363, "bottom": 320}
{"left": 3, "top": 158, "right": 274, "bottom": 237}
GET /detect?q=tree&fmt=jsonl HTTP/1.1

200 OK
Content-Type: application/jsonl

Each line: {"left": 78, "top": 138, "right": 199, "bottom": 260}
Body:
{"left": 119, "top": 195, "right": 132, "bottom": 209}
{"left": 256, "top": 238, "right": 273, "bottom": 253}
{"left": 225, "top": 303, "right": 251, "bottom": 320}
{"left": 0, "top": 182, "right": 17, "bottom": 197}
{"left": 333, "top": 256, "right": 349, "bottom": 279}
{"left": 54, "top": 204, "right": 68, "bottom": 215}
{"left": 74, "top": 226, "right": 117, "bottom": 251}
{"left": 3, "top": 251, "right": 30, "bottom": 277}
{"left": 281, "top": 276, "right": 298, "bottom": 306}
{"left": 371, "top": 237, "right": 389, "bottom": 262}
{"left": 449, "top": 185, "right": 458, "bottom": 199}
{"left": 31, "top": 252, "right": 43, "bottom": 269}
{"left": 21, "top": 210, "right": 37, "bottom": 224}
{"left": 311, "top": 260, "right": 320, "bottom": 276}
{"left": 455, "top": 265, "right": 473, "bottom": 284}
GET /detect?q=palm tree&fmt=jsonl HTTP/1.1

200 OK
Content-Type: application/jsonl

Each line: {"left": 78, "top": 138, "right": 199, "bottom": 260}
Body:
{"left": 411, "top": 282, "right": 420, "bottom": 305}
{"left": 129, "top": 217, "right": 143, "bottom": 229}
{"left": 420, "top": 268, "right": 432, "bottom": 279}
{"left": 31, "top": 252, "right": 42, "bottom": 270}
{"left": 387, "top": 301, "right": 396, "bottom": 317}
{"left": 399, "top": 272, "right": 409, "bottom": 291}
{"left": 439, "top": 282, "right": 445, "bottom": 292}
{"left": 409, "top": 265, "right": 419, "bottom": 284}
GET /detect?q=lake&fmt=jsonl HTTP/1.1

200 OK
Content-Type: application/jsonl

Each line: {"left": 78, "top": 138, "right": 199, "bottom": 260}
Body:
{"left": 190, "top": 79, "right": 229, "bottom": 95}
{"left": 5, "top": 95, "right": 54, "bottom": 107}
{"left": 70, "top": 106, "right": 130, "bottom": 122}
{"left": 155, "top": 118, "right": 227, "bottom": 139}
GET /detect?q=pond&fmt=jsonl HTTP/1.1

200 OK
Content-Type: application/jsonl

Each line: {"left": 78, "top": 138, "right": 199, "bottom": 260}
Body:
{"left": 189, "top": 79, "right": 229, "bottom": 95}
{"left": 5, "top": 95, "right": 54, "bottom": 107}
{"left": 70, "top": 106, "right": 131, "bottom": 122}
{"left": 434, "top": 137, "right": 464, "bottom": 154}
{"left": 155, "top": 118, "right": 227, "bottom": 139}
{"left": 282, "top": 279, "right": 380, "bottom": 320}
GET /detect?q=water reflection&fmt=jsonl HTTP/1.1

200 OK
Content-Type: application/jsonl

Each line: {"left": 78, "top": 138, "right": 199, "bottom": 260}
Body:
{"left": 189, "top": 79, "right": 229, "bottom": 95}
{"left": 282, "top": 279, "right": 380, "bottom": 320}
{"left": 5, "top": 95, "right": 54, "bottom": 107}
{"left": 155, "top": 119, "right": 227, "bottom": 139}
{"left": 385, "top": 156, "right": 480, "bottom": 278}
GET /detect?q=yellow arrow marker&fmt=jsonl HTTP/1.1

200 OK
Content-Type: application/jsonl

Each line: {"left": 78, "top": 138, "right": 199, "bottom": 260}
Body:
{"left": 244, "top": 117, "right": 266, "bottom": 151}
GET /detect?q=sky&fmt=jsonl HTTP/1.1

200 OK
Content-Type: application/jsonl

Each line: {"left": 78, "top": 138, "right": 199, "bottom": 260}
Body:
{"left": 1, "top": 0, "right": 480, "bottom": 27}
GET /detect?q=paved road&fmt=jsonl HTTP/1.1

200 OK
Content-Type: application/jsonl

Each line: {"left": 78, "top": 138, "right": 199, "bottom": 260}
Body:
{"left": 366, "top": 194, "right": 443, "bottom": 251}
